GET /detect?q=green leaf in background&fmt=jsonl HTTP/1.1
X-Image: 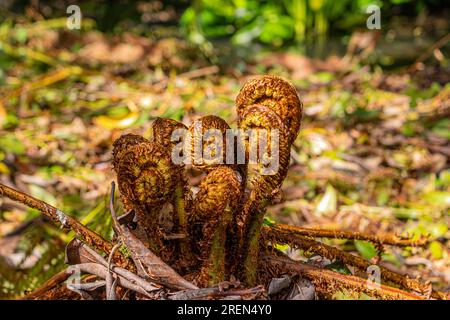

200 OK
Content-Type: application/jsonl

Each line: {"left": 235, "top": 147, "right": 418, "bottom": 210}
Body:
{"left": 14, "top": 28, "right": 27, "bottom": 44}
{"left": 436, "top": 170, "right": 450, "bottom": 188}
{"left": 315, "top": 184, "right": 337, "bottom": 216}
{"left": 354, "top": 240, "right": 377, "bottom": 260}
{"left": 309, "top": 0, "right": 325, "bottom": 11}
{"left": 332, "top": 289, "right": 372, "bottom": 300}
{"left": 347, "top": 107, "right": 380, "bottom": 123}
{"left": 431, "top": 119, "right": 450, "bottom": 140}
{"left": 429, "top": 241, "right": 444, "bottom": 260}
{"left": 405, "top": 82, "right": 441, "bottom": 107}
{"left": 274, "top": 243, "right": 290, "bottom": 252}
{"left": 404, "top": 221, "right": 446, "bottom": 242}
{"left": 0, "top": 134, "right": 26, "bottom": 155}
{"left": 263, "top": 217, "right": 276, "bottom": 227}
{"left": 428, "top": 222, "right": 448, "bottom": 239}
{"left": 325, "top": 260, "right": 352, "bottom": 275}
{"left": 393, "top": 207, "right": 423, "bottom": 220}
{"left": 232, "top": 19, "right": 262, "bottom": 45}
{"left": 28, "top": 184, "right": 57, "bottom": 207}
{"left": 423, "top": 191, "right": 450, "bottom": 208}
{"left": 381, "top": 252, "right": 402, "bottom": 268}
{"left": 376, "top": 188, "right": 390, "bottom": 206}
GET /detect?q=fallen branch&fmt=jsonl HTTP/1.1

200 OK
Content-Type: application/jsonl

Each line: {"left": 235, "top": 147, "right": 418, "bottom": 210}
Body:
{"left": 267, "top": 222, "right": 428, "bottom": 247}
{"left": 0, "top": 66, "right": 82, "bottom": 107}
{"left": 263, "top": 227, "right": 437, "bottom": 298}
{"left": 106, "top": 243, "right": 121, "bottom": 300}
{"left": 0, "top": 182, "right": 132, "bottom": 269}
{"left": 153, "top": 65, "right": 220, "bottom": 91}
{"left": 265, "top": 255, "right": 423, "bottom": 300}
{"left": 69, "top": 280, "right": 107, "bottom": 291}
{"left": 410, "top": 33, "right": 450, "bottom": 71}
{"left": 21, "top": 269, "right": 71, "bottom": 300}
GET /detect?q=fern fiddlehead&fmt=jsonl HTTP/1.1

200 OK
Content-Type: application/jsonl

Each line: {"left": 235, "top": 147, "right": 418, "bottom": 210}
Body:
{"left": 112, "top": 134, "right": 179, "bottom": 261}
{"left": 150, "top": 118, "right": 194, "bottom": 268}
{"left": 236, "top": 75, "right": 303, "bottom": 144}
{"left": 189, "top": 165, "right": 241, "bottom": 286}
{"left": 188, "top": 115, "right": 231, "bottom": 171}
{"left": 186, "top": 115, "right": 243, "bottom": 285}
{"left": 235, "top": 75, "right": 303, "bottom": 285}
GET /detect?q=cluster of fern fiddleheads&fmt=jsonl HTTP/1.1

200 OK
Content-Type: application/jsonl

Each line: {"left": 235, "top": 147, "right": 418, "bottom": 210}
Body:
{"left": 112, "top": 75, "right": 302, "bottom": 287}
{"left": 1, "top": 74, "right": 438, "bottom": 299}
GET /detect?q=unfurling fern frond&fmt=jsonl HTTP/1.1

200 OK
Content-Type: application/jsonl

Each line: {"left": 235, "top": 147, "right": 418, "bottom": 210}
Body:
{"left": 188, "top": 165, "right": 241, "bottom": 286}
{"left": 188, "top": 115, "right": 231, "bottom": 172}
{"left": 112, "top": 135, "right": 179, "bottom": 261}
{"left": 235, "top": 76, "right": 303, "bottom": 285}
{"left": 236, "top": 75, "right": 303, "bottom": 143}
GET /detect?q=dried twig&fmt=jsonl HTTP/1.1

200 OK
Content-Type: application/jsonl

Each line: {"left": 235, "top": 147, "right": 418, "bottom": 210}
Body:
{"left": 410, "top": 33, "right": 450, "bottom": 71}
{"left": 67, "top": 263, "right": 153, "bottom": 297}
{"left": 169, "top": 285, "right": 265, "bottom": 300}
{"left": 106, "top": 243, "right": 122, "bottom": 300}
{"left": 153, "top": 66, "right": 219, "bottom": 91}
{"left": 69, "top": 280, "right": 107, "bottom": 291}
{"left": 0, "top": 66, "right": 82, "bottom": 106}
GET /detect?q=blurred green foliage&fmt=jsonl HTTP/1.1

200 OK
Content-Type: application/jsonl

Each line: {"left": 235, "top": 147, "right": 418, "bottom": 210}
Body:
{"left": 180, "top": 0, "right": 447, "bottom": 47}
